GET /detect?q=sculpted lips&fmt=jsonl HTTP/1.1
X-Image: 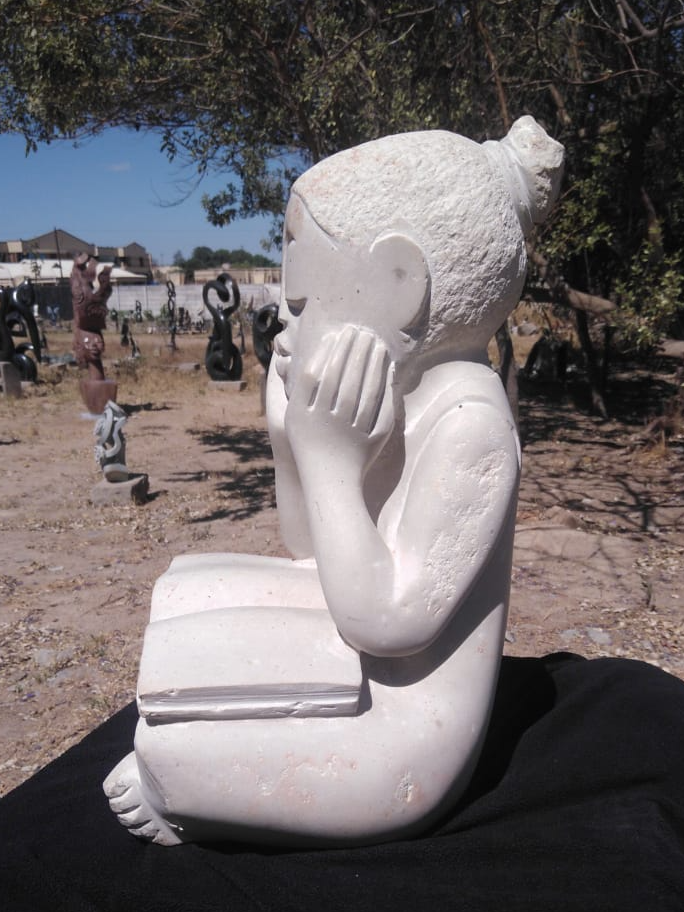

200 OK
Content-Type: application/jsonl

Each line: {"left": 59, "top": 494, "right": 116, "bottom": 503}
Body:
{"left": 273, "top": 336, "right": 290, "bottom": 358}
{"left": 273, "top": 335, "right": 291, "bottom": 383}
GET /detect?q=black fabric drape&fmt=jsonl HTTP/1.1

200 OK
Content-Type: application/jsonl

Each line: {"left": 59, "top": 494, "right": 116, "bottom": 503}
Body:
{"left": 2, "top": 653, "right": 683, "bottom": 912}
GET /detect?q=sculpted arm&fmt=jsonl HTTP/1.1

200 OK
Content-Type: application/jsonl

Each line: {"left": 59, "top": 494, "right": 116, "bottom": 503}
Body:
{"left": 383, "top": 401, "right": 520, "bottom": 652}
{"left": 286, "top": 330, "right": 520, "bottom": 657}
{"left": 266, "top": 360, "right": 314, "bottom": 559}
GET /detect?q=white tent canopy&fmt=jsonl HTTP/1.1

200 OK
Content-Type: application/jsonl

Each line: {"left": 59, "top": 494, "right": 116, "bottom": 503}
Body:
{"left": 0, "top": 259, "right": 145, "bottom": 286}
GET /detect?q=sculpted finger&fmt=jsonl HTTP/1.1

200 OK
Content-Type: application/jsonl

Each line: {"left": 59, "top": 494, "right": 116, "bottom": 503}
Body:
{"left": 290, "top": 333, "right": 335, "bottom": 410}
{"left": 371, "top": 360, "right": 396, "bottom": 438}
{"left": 335, "top": 329, "right": 375, "bottom": 422}
{"left": 354, "top": 338, "right": 391, "bottom": 434}
{"left": 315, "top": 325, "right": 356, "bottom": 412}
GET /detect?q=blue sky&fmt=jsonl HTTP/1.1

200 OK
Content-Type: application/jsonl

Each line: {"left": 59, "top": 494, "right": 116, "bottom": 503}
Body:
{"left": 0, "top": 128, "right": 276, "bottom": 264}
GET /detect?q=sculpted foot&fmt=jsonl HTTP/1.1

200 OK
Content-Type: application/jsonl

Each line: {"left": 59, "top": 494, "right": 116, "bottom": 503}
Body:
{"left": 103, "top": 752, "right": 182, "bottom": 846}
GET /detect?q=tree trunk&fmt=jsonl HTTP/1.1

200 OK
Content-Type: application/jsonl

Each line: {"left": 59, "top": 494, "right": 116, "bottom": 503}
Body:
{"left": 495, "top": 321, "right": 518, "bottom": 426}
{"left": 575, "top": 310, "right": 608, "bottom": 418}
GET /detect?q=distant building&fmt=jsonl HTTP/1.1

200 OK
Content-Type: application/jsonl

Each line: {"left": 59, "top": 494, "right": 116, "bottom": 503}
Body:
{"left": 193, "top": 265, "right": 282, "bottom": 285}
{"left": 0, "top": 228, "right": 153, "bottom": 279}
{"left": 152, "top": 265, "right": 187, "bottom": 286}
{"left": 0, "top": 228, "right": 151, "bottom": 321}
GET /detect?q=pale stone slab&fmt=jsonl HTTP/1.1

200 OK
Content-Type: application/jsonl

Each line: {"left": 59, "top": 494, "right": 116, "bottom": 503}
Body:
{"left": 207, "top": 379, "right": 246, "bottom": 391}
{"left": 0, "top": 361, "right": 22, "bottom": 398}
{"left": 90, "top": 474, "right": 149, "bottom": 505}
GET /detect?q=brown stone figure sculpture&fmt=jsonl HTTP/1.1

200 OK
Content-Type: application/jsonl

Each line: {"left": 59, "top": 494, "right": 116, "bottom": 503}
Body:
{"left": 71, "top": 253, "right": 117, "bottom": 414}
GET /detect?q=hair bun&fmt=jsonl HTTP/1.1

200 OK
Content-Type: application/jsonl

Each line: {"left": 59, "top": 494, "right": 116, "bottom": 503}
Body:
{"left": 484, "top": 116, "right": 565, "bottom": 236}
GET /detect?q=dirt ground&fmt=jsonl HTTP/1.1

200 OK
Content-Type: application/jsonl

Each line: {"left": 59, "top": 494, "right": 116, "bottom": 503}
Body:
{"left": 1, "top": 326, "right": 683, "bottom": 797}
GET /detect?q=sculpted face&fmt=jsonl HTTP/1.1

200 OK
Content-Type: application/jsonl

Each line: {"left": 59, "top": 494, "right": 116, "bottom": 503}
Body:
{"left": 274, "top": 193, "right": 430, "bottom": 398}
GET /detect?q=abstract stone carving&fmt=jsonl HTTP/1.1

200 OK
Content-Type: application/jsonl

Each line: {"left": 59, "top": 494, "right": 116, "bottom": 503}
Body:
{"left": 252, "top": 303, "right": 283, "bottom": 370}
{"left": 203, "top": 272, "right": 243, "bottom": 381}
{"left": 0, "top": 281, "right": 43, "bottom": 381}
{"left": 94, "top": 401, "right": 129, "bottom": 482}
{"left": 120, "top": 317, "right": 130, "bottom": 348}
{"left": 165, "top": 282, "right": 178, "bottom": 350}
{"left": 71, "top": 254, "right": 116, "bottom": 414}
{"left": 104, "top": 117, "right": 564, "bottom": 848}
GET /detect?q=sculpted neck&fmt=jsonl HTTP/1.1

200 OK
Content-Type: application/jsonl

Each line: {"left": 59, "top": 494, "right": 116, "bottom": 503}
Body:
{"left": 396, "top": 346, "right": 491, "bottom": 408}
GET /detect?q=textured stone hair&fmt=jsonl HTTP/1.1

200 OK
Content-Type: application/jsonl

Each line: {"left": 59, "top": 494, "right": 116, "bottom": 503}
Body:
{"left": 292, "top": 117, "right": 564, "bottom": 354}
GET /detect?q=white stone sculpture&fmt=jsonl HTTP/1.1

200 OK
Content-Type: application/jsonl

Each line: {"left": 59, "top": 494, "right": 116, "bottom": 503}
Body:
{"left": 104, "top": 116, "right": 564, "bottom": 847}
{"left": 94, "top": 400, "right": 129, "bottom": 482}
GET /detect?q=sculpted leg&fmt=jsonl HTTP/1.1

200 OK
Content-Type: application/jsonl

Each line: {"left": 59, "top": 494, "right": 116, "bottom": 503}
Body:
{"left": 150, "top": 553, "right": 325, "bottom": 622}
{"left": 128, "top": 596, "right": 506, "bottom": 846}
{"left": 103, "top": 752, "right": 182, "bottom": 846}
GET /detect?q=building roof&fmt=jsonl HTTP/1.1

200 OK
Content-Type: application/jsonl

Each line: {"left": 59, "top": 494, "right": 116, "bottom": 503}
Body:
{"left": 0, "top": 228, "right": 150, "bottom": 261}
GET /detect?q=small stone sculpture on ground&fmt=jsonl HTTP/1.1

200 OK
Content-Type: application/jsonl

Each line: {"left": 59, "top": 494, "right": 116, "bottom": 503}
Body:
{"left": 71, "top": 254, "right": 116, "bottom": 414}
{"left": 105, "top": 117, "right": 565, "bottom": 848}
{"left": 91, "top": 399, "right": 150, "bottom": 504}
{"left": 253, "top": 302, "right": 283, "bottom": 413}
{"left": 203, "top": 272, "right": 243, "bottom": 381}
{"left": 94, "top": 401, "right": 129, "bottom": 482}
{"left": 0, "top": 280, "right": 43, "bottom": 381}
{"left": 165, "top": 282, "right": 178, "bottom": 350}
{"left": 120, "top": 317, "right": 130, "bottom": 348}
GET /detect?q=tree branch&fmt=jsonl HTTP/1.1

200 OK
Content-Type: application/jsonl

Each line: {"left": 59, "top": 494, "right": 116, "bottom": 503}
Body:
{"left": 616, "top": 0, "right": 684, "bottom": 41}
{"left": 527, "top": 245, "right": 616, "bottom": 316}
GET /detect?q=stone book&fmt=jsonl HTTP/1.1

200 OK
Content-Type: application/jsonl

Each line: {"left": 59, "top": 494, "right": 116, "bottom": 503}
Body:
{"left": 137, "top": 605, "right": 362, "bottom": 722}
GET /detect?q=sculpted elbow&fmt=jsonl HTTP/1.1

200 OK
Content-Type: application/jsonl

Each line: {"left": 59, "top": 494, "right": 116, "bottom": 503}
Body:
{"left": 339, "top": 610, "right": 444, "bottom": 658}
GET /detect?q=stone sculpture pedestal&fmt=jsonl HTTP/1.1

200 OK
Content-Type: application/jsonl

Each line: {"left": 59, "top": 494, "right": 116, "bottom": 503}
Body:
{"left": 80, "top": 378, "right": 118, "bottom": 415}
{"left": 207, "top": 379, "right": 246, "bottom": 392}
{"left": 0, "top": 361, "right": 22, "bottom": 398}
{"left": 91, "top": 474, "right": 149, "bottom": 505}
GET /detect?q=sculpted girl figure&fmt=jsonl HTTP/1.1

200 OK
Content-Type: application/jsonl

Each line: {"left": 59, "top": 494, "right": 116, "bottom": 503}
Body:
{"left": 104, "top": 117, "right": 564, "bottom": 847}
{"left": 71, "top": 253, "right": 117, "bottom": 414}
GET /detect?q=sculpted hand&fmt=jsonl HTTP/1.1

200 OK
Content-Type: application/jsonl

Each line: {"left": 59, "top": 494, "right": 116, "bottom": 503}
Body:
{"left": 286, "top": 325, "right": 395, "bottom": 474}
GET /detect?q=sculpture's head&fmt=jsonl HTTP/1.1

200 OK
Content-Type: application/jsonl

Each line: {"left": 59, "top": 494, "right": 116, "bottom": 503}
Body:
{"left": 275, "top": 116, "right": 563, "bottom": 393}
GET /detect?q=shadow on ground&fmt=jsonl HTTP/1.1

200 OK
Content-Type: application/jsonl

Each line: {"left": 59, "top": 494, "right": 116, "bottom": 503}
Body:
{"left": 119, "top": 402, "right": 172, "bottom": 414}
{"left": 168, "top": 425, "right": 277, "bottom": 522}
{"left": 187, "top": 425, "right": 272, "bottom": 463}
{"left": 518, "top": 367, "right": 680, "bottom": 448}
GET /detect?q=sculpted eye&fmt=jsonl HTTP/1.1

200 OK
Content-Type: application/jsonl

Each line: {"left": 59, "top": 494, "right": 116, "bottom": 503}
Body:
{"left": 284, "top": 238, "right": 306, "bottom": 315}
{"left": 286, "top": 297, "right": 306, "bottom": 316}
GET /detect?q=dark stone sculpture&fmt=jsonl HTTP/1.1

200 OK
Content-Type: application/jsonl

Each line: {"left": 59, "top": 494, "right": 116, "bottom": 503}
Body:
{"left": 165, "top": 282, "right": 177, "bottom": 350}
{"left": 203, "top": 273, "right": 243, "bottom": 381}
{"left": 71, "top": 253, "right": 116, "bottom": 414}
{"left": 252, "top": 303, "right": 283, "bottom": 370}
{"left": 0, "top": 280, "right": 43, "bottom": 381}
{"left": 523, "top": 331, "right": 569, "bottom": 384}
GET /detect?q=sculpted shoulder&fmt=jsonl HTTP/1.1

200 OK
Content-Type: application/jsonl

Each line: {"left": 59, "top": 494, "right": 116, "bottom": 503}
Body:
{"left": 404, "top": 360, "right": 516, "bottom": 439}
